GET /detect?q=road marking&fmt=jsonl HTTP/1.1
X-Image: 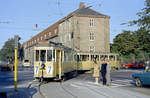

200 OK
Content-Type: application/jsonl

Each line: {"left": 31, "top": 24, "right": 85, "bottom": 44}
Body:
{"left": 110, "top": 79, "right": 133, "bottom": 87}
{"left": 70, "top": 83, "right": 81, "bottom": 88}
{"left": 85, "top": 79, "right": 133, "bottom": 88}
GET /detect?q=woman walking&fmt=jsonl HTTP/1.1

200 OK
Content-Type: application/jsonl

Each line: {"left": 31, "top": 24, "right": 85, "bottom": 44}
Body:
{"left": 93, "top": 59, "right": 100, "bottom": 84}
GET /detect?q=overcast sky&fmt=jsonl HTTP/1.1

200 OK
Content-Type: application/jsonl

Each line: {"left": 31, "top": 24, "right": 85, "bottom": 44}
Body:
{"left": 0, "top": 0, "right": 145, "bottom": 49}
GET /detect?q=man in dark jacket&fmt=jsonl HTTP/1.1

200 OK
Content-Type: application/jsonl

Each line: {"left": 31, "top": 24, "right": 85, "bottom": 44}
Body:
{"left": 101, "top": 59, "right": 107, "bottom": 85}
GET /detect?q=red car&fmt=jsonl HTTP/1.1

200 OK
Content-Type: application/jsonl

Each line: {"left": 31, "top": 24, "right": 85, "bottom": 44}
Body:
{"left": 123, "top": 63, "right": 134, "bottom": 69}
{"left": 123, "top": 62, "right": 144, "bottom": 69}
{"left": 133, "top": 63, "right": 143, "bottom": 68}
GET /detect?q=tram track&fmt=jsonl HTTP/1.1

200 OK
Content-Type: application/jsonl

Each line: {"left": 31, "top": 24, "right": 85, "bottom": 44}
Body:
{"left": 60, "top": 81, "right": 78, "bottom": 98}
{"left": 72, "top": 82, "right": 111, "bottom": 98}
{"left": 27, "top": 79, "right": 47, "bottom": 98}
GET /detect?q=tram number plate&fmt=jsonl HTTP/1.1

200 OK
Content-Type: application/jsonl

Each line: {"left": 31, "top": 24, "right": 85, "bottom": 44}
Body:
{"left": 35, "top": 66, "right": 39, "bottom": 74}
{"left": 47, "top": 66, "right": 51, "bottom": 74}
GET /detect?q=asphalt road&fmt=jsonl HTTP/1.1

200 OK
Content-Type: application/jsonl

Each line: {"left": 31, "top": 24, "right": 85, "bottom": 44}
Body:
{"left": 0, "top": 68, "right": 150, "bottom": 98}
{"left": 0, "top": 66, "right": 34, "bottom": 93}
{"left": 31, "top": 69, "right": 150, "bottom": 98}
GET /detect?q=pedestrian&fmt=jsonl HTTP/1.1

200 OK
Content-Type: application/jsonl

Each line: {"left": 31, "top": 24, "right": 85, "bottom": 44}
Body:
{"left": 106, "top": 59, "right": 111, "bottom": 86}
{"left": 101, "top": 58, "right": 107, "bottom": 85}
{"left": 146, "top": 60, "right": 150, "bottom": 71}
{"left": 93, "top": 58, "right": 100, "bottom": 84}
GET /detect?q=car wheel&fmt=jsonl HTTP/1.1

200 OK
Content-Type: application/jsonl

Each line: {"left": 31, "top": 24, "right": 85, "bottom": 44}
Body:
{"left": 135, "top": 78, "right": 142, "bottom": 87}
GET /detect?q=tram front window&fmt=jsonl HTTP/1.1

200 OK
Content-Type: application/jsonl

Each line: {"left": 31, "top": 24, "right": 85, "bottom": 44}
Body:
{"left": 40, "top": 50, "right": 46, "bottom": 61}
{"left": 80, "top": 55, "right": 89, "bottom": 61}
{"left": 36, "top": 50, "right": 39, "bottom": 61}
{"left": 47, "top": 50, "right": 52, "bottom": 61}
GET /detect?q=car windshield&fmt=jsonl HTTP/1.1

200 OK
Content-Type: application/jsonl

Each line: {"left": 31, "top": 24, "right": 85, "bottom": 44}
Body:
{"left": 24, "top": 60, "right": 29, "bottom": 62}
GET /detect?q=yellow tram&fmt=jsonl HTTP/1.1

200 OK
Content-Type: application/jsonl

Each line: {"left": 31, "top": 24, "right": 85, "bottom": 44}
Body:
{"left": 76, "top": 52, "right": 120, "bottom": 71}
{"left": 34, "top": 43, "right": 77, "bottom": 80}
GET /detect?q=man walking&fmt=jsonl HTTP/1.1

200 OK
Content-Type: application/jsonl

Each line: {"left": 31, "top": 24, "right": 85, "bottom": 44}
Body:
{"left": 106, "top": 59, "right": 111, "bottom": 86}
{"left": 101, "top": 59, "right": 107, "bottom": 85}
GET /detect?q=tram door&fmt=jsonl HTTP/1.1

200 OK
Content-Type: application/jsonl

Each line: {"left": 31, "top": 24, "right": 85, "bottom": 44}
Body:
{"left": 56, "top": 50, "right": 62, "bottom": 79}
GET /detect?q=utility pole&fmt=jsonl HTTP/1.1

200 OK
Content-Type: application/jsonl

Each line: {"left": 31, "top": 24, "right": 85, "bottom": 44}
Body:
{"left": 14, "top": 35, "right": 20, "bottom": 91}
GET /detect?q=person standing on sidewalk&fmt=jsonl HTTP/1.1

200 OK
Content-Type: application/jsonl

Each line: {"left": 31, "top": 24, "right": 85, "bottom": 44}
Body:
{"left": 93, "top": 58, "right": 100, "bottom": 84}
{"left": 101, "top": 59, "right": 107, "bottom": 85}
{"left": 106, "top": 59, "right": 111, "bottom": 86}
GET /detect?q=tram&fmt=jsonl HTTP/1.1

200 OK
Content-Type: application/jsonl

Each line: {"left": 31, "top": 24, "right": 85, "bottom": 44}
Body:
{"left": 76, "top": 52, "right": 120, "bottom": 71}
{"left": 34, "top": 43, "right": 77, "bottom": 80}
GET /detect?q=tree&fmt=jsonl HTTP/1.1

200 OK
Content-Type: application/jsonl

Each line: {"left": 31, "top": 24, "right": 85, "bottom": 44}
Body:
{"left": 129, "top": 0, "right": 150, "bottom": 31}
{"left": 0, "top": 37, "right": 21, "bottom": 62}
{"left": 111, "top": 30, "right": 139, "bottom": 56}
{"left": 0, "top": 38, "right": 15, "bottom": 61}
{"left": 134, "top": 28, "right": 150, "bottom": 53}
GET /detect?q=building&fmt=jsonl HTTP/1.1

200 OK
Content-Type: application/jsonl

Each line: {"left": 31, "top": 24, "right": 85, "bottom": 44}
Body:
{"left": 23, "top": 2, "right": 110, "bottom": 65}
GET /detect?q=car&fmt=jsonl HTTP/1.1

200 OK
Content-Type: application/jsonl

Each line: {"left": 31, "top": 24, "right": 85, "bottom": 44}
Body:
{"left": 23, "top": 59, "right": 30, "bottom": 67}
{"left": 123, "top": 62, "right": 144, "bottom": 69}
{"left": 123, "top": 63, "right": 134, "bottom": 69}
{"left": 132, "top": 67, "right": 150, "bottom": 87}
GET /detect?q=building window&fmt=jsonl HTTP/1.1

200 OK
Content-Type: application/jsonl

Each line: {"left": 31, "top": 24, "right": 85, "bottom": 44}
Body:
{"left": 90, "top": 32, "right": 94, "bottom": 41}
{"left": 45, "top": 34, "right": 46, "bottom": 39}
{"left": 41, "top": 36, "right": 43, "bottom": 40}
{"left": 90, "top": 18, "right": 94, "bottom": 27}
{"left": 59, "top": 24, "right": 62, "bottom": 33}
{"left": 54, "top": 29, "right": 57, "bottom": 35}
{"left": 49, "top": 32, "right": 51, "bottom": 37}
{"left": 64, "top": 22, "right": 67, "bottom": 30}
{"left": 89, "top": 46, "right": 95, "bottom": 52}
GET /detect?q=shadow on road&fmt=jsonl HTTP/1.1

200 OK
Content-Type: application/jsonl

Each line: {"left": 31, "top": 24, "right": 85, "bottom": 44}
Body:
{"left": 0, "top": 87, "right": 37, "bottom": 98}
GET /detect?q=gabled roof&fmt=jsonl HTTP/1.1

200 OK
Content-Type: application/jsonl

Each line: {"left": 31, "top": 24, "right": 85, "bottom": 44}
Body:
{"left": 72, "top": 7, "right": 109, "bottom": 17}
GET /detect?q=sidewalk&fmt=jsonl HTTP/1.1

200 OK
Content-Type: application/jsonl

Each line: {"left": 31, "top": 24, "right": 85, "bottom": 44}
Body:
{"left": 68, "top": 80, "right": 150, "bottom": 98}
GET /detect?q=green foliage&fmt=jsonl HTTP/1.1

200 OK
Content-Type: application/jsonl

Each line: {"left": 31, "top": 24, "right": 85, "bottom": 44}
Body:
{"left": 129, "top": 0, "right": 150, "bottom": 31}
{"left": 0, "top": 38, "right": 15, "bottom": 61}
{"left": 111, "top": 28, "right": 150, "bottom": 62}
{"left": 134, "top": 28, "right": 150, "bottom": 53}
{"left": 111, "top": 30, "right": 139, "bottom": 56}
{"left": 0, "top": 37, "right": 21, "bottom": 62}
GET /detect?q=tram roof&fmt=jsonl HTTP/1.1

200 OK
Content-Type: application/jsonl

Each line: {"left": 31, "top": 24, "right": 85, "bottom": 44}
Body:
{"left": 76, "top": 51, "right": 119, "bottom": 55}
{"left": 34, "top": 41, "right": 73, "bottom": 51}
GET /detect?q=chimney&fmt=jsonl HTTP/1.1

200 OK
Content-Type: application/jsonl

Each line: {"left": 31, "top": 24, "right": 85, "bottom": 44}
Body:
{"left": 79, "top": 2, "right": 85, "bottom": 9}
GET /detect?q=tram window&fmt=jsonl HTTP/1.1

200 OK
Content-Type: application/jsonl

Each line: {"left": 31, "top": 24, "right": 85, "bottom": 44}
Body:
{"left": 91, "top": 55, "right": 95, "bottom": 61}
{"left": 47, "top": 50, "right": 52, "bottom": 61}
{"left": 64, "top": 51, "right": 72, "bottom": 62}
{"left": 40, "top": 50, "right": 46, "bottom": 61}
{"left": 100, "top": 55, "right": 108, "bottom": 60}
{"left": 36, "top": 50, "right": 39, "bottom": 61}
{"left": 74, "top": 55, "right": 78, "bottom": 61}
{"left": 53, "top": 50, "right": 55, "bottom": 61}
{"left": 64, "top": 51, "right": 67, "bottom": 61}
{"left": 95, "top": 55, "right": 99, "bottom": 61}
{"left": 109, "top": 55, "right": 115, "bottom": 61}
{"left": 80, "top": 55, "right": 89, "bottom": 61}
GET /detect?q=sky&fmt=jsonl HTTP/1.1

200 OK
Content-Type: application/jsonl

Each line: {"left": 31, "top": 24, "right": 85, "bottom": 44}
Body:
{"left": 0, "top": 0, "right": 145, "bottom": 49}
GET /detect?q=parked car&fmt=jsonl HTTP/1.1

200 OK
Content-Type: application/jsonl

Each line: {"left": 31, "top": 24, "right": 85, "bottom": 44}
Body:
{"left": 132, "top": 62, "right": 144, "bottom": 68}
{"left": 23, "top": 59, "right": 30, "bottom": 67}
{"left": 123, "top": 62, "right": 144, "bottom": 69}
{"left": 132, "top": 67, "right": 150, "bottom": 87}
{"left": 123, "top": 63, "right": 134, "bottom": 69}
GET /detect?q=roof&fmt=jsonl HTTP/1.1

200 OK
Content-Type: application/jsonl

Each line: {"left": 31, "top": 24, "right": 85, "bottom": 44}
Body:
{"left": 72, "top": 7, "right": 109, "bottom": 17}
